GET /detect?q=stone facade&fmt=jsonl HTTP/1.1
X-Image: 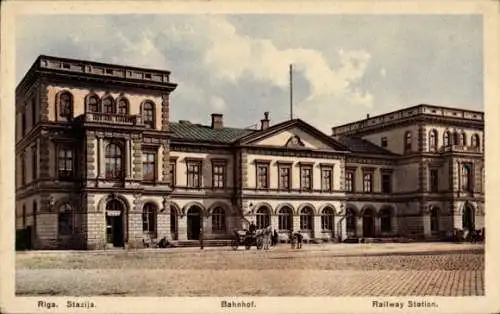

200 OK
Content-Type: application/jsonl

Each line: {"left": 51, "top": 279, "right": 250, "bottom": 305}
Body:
{"left": 15, "top": 56, "right": 485, "bottom": 250}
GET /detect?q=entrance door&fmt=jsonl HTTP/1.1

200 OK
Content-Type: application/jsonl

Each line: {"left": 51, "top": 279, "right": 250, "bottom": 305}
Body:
{"left": 187, "top": 207, "right": 201, "bottom": 240}
{"left": 462, "top": 204, "right": 475, "bottom": 232}
{"left": 106, "top": 200, "right": 125, "bottom": 247}
{"left": 362, "top": 209, "right": 374, "bottom": 237}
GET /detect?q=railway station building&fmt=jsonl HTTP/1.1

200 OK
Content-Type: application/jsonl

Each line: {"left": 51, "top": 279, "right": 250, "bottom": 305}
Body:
{"left": 15, "top": 56, "right": 484, "bottom": 249}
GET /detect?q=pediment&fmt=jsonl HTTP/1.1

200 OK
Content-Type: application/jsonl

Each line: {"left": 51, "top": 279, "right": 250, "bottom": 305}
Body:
{"left": 237, "top": 120, "right": 346, "bottom": 151}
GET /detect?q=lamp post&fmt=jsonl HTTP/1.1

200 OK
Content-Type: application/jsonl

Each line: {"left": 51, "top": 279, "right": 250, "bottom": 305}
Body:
{"left": 48, "top": 195, "right": 55, "bottom": 212}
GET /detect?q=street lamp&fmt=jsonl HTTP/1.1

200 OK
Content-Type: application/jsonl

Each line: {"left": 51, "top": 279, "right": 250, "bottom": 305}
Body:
{"left": 48, "top": 195, "right": 55, "bottom": 211}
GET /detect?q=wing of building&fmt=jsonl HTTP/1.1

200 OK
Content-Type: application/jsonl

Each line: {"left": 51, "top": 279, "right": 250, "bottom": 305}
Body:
{"left": 15, "top": 56, "right": 484, "bottom": 249}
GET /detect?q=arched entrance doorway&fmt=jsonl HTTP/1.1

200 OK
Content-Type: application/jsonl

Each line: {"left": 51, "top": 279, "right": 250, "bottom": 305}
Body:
{"left": 106, "top": 199, "right": 126, "bottom": 247}
{"left": 187, "top": 206, "right": 202, "bottom": 240}
{"left": 462, "top": 203, "right": 475, "bottom": 231}
{"left": 362, "top": 208, "right": 375, "bottom": 237}
{"left": 256, "top": 207, "right": 271, "bottom": 229}
{"left": 346, "top": 208, "right": 357, "bottom": 237}
{"left": 170, "top": 205, "right": 178, "bottom": 240}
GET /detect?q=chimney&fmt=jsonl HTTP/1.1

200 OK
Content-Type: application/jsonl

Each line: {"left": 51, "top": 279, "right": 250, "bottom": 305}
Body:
{"left": 211, "top": 113, "right": 223, "bottom": 129}
{"left": 261, "top": 111, "right": 270, "bottom": 130}
{"left": 366, "top": 114, "right": 370, "bottom": 119}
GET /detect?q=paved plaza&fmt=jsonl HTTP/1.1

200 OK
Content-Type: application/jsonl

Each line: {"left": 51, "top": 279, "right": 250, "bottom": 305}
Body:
{"left": 15, "top": 243, "right": 484, "bottom": 296}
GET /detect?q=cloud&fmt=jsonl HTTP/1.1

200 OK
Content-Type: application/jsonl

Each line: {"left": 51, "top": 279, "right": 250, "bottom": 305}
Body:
{"left": 198, "top": 16, "right": 374, "bottom": 130}
{"left": 16, "top": 14, "right": 482, "bottom": 132}
{"left": 380, "top": 68, "right": 387, "bottom": 78}
{"left": 210, "top": 96, "right": 227, "bottom": 112}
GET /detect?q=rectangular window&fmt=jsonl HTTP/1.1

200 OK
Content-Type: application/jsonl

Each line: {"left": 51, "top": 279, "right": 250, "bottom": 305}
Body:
{"left": 20, "top": 154, "right": 26, "bottom": 185}
{"left": 345, "top": 170, "right": 354, "bottom": 192}
{"left": 31, "top": 145, "right": 37, "bottom": 181}
{"left": 142, "top": 151, "right": 157, "bottom": 182}
{"left": 278, "top": 165, "right": 291, "bottom": 190}
{"left": 187, "top": 161, "right": 202, "bottom": 188}
{"left": 363, "top": 172, "right": 373, "bottom": 192}
{"left": 256, "top": 164, "right": 269, "bottom": 189}
{"left": 321, "top": 167, "right": 333, "bottom": 191}
{"left": 31, "top": 98, "right": 37, "bottom": 127}
{"left": 381, "top": 174, "right": 392, "bottom": 193}
{"left": 58, "top": 146, "right": 74, "bottom": 180}
{"left": 300, "top": 166, "right": 313, "bottom": 191}
{"left": 430, "top": 169, "right": 439, "bottom": 192}
{"left": 381, "top": 137, "right": 388, "bottom": 148}
{"left": 168, "top": 160, "right": 176, "bottom": 187}
{"left": 21, "top": 112, "right": 26, "bottom": 136}
{"left": 212, "top": 163, "right": 226, "bottom": 188}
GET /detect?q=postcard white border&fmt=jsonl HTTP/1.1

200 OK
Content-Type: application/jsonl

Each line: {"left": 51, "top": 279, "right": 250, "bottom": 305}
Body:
{"left": 1, "top": 1, "right": 499, "bottom": 313}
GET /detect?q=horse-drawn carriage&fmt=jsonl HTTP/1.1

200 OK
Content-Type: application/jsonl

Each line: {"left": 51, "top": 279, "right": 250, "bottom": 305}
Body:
{"left": 231, "top": 227, "right": 272, "bottom": 250}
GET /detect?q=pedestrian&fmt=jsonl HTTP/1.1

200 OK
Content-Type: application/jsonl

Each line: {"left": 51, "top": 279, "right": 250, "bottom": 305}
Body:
{"left": 199, "top": 227, "right": 204, "bottom": 250}
{"left": 273, "top": 229, "right": 279, "bottom": 246}
{"left": 296, "top": 231, "right": 303, "bottom": 249}
{"left": 289, "top": 230, "right": 295, "bottom": 249}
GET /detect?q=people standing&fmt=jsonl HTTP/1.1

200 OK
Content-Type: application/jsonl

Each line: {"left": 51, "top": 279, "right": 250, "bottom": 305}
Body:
{"left": 273, "top": 229, "right": 279, "bottom": 246}
{"left": 289, "top": 230, "right": 295, "bottom": 249}
{"left": 199, "top": 227, "right": 204, "bottom": 250}
{"left": 296, "top": 231, "right": 303, "bottom": 249}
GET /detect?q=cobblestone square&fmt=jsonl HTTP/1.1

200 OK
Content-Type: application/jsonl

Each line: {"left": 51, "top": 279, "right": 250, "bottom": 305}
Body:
{"left": 15, "top": 243, "right": 484, "bottom": 296}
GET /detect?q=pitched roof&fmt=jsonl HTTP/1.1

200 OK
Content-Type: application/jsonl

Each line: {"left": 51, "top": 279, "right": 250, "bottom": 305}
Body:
{"left": 236, "top": 118, "right": 349, "bottom": 151}
{"left": 169, "top": 121, "right": 256, "bottom": 144}
{"left": 336, "top": 136, "right": 398, "bottom": 156}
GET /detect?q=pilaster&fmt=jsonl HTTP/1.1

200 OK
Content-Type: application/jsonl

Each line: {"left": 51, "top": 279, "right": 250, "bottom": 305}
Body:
{"left": 161, "top": 93, "right": 170, "bottom": 131}
{"left": 356, "top": 217, "right": 363, "bottom": 237}
{"left": 132, "top": 136, "right": 143, "bottom": 181}
{"left": 312, "top": 215, "right": 321, "bottom": 239}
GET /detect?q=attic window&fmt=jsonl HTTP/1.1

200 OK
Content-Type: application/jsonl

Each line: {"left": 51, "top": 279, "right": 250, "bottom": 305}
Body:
{"left": 453, "top": 112, "right": 457, "bottom": 116}
{"left": 432, "top": 110, "right": 437, "bottom": 113}
{"left": 145, "top": 73, "right": 152, "bottom": 79}
{"left": 106, "top": 69, "right": 113, "bottom": 75}
{"left": 62, "top": 63, "right": 70, "bottom": 69}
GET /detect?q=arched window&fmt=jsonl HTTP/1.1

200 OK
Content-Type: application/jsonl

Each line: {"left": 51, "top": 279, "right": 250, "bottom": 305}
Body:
{"left": 404, "top": 131, "right": 412, "bottom": 153}
{"left": 117, "top": 98, "right": 129, "bottom": 115}
{"left": 87, "top": 95, "right": 100, "bottom": 113}
{"left": 430, "top": 207, "right": 439, "bottom": 234}
{"left": 346, "top": 208, "right": 356, "bottom": 236}
{"left": 142, "top": 203, "right": 157, "bottom": 236}
{"left": 461, "top": 132, "right": 467, "bottom": 146}
{"left": 58, "top": 203, "right": 75, "bottom": 235}
{"left": 443, "top": 131, "right": 450, "bottom": 147}
{"left": 278, "top": 207, "right": 293, "bottom": 231}
{"left": 256, "top": 207, "right": 271, "bottom": 229}
{"left": 211, "top": 207, "right": 226, "bottom": 233}
{"left": 105, "top": 143, "right": 123, "bottom": 179}
{"left": 58, "top": 92, "right": 73, "bottom": 118}
{"left": 380, "top": 208, "right": 392, "bottom": 233}
{"left": 453, "top": 132, "right": 460, "bottom": 146}
{"left": 428, "top": 130, "right": 437, "bottom": 151}
{"left": 461, "top": 164, "right": 472, "bottom": 192}
{"left": 300, "top": 207, "right": 314, "bottom": 230}
{"left": 321, "top": 207, "right": 334, "bottom": 231}
{"left": 142, "top": 101, "right": 155, "bottom": 128}
{"left": 471, "top": 134, "right": 480, "bottom": 148}
{"left": 102, "top": 96, "right": 115, "bottom": 114}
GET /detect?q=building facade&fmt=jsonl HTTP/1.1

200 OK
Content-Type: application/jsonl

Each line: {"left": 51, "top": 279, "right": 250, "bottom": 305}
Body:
{"left": 15, "top": 56, "right": 484, "bottom": 249}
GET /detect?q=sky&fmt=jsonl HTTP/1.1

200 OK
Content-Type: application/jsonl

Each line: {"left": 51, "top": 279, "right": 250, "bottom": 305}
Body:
{"left": 15, "top": 14, "right": 483, "bottom": 133}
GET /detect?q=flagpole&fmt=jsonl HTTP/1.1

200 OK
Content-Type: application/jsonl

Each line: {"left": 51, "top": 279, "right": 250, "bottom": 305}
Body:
{"left": 289, "top": 64, "right": 293, "bottom": 120}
